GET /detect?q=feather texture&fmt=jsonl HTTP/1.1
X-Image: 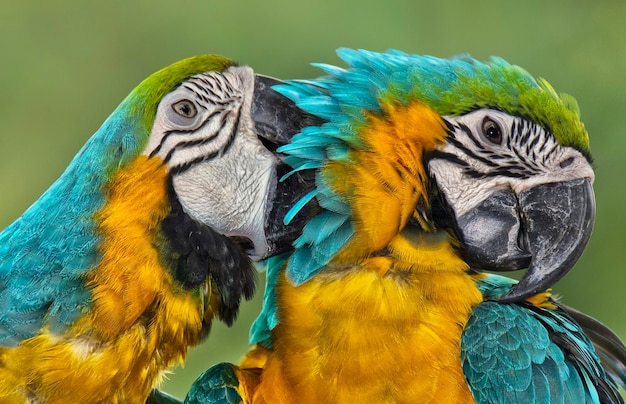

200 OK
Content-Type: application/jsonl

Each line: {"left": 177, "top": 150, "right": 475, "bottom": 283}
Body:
{"left": 0, "top": 55, "right": 243, "bottom": 402}
{"left": 240, "top": 49, "right": 622, "bottom": 403}
{"left": 463, "top": 274, "right": 621, "bottom": 404}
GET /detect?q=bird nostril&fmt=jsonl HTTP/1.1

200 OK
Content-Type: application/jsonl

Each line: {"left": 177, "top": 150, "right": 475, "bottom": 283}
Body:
{"left": 559, "top": 157, "right": 574, "bottom": 168}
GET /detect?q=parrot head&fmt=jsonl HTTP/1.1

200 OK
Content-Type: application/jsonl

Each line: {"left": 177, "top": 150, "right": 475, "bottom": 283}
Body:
{"left": 137, "top": 55, "right": 319, "bottom": 261}
{"left": 0, "top": 55, "right": 325, "bottom": 403}
{"left": 427, "top": 106, "right": 593, "bottom": 302}
{"left": 272, "top": 49, "right": 594, "bottom": 303}
{"left": 0, "top": 55, "right": 322, "bottom": 343}
{"left": 120, "top": 55, "right": 321, "bottom": 324}
{"left": 411, "top": 55, "right": 595, "bottom": 302}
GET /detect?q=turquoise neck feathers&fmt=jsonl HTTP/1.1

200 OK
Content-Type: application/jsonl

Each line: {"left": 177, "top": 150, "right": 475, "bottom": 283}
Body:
{"left": 0, "top": 98, "right": 149, "bottom": 343}
{"left": 0, "top": 55, "right": 236, "bottom": 343}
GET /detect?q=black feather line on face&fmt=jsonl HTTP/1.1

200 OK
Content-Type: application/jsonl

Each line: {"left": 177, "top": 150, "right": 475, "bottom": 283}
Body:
{"left": 159, "top": 177, "right": 256, "bottom": 327}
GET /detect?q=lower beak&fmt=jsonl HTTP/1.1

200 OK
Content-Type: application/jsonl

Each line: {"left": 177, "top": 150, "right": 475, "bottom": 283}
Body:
{"left": 456, "top": 178, "right": 595, "bottom": 302}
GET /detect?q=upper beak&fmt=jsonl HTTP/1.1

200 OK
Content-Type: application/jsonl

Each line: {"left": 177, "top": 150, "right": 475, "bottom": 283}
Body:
{"left": 252, "top": 75, "right": 324, "bottom": 148}
{"left": 251, "top": 75, "right": 323, "bottom": 258}
{"left": 455, "top": 178, "right": 595, "bottom": 302}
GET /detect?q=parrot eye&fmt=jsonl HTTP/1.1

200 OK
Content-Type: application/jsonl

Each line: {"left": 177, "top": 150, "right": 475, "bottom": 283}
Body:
{"left": 481, "top": 117, "right": 503, "bottom": 145}
{"left": 172, "top": 99, "right": 197, "bottom": 118}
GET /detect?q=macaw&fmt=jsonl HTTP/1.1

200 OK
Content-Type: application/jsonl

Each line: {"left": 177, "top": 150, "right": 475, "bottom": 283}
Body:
{"left": 0, "top": 54, "right": 321, "bottom": 403}
{"left": 187, "top": 49, "right": 626, "bottom": 403}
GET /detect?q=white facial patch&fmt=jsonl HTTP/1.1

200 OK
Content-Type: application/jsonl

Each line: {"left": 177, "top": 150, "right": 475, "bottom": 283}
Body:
{"left": 428, "top": 109, "right": 594, "bottom": 217}
{"left": 144, "top": 66, "right": 279, "bottom": 259}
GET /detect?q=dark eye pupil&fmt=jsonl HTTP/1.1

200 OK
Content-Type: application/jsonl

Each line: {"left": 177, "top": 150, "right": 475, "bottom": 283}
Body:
{"left": 482, "top": 118, "right": 502, "bottom": 145}
{"left": 173, "top": 100, "right": 197, "bottom": 118}
{"left": 486, "top": 126, "right": 499, "bottom": 139}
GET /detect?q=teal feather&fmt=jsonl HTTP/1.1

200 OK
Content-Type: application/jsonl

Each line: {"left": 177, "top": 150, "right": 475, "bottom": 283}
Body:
{"left": 582, "top": 370, "right": 602, "bottom": 403}
{"left": 0, "top": 56, "right": 229, "bottom": 345}
{"left": 563, "top": 362, "right": 587, "bottom": 402}
{"left": 278, "top": 161, "right": 322, "bottom": 180}
{"left": 296, "top": 96, "right": 342, "bottom": 121}
{"left": 287, "top": 218, "right": 353, "bottom": 286}
{"left": 316, "top": 191, "right": 351, "bottom": 216}
{"left": 277, "top": 143, "right": 328, "bottom": 162}
{"left": 251, "top": 52, "right": 600, "bottom": 401}
{"left": 0, "top": 98, "right": 150, "bottom": 344}
{"left": 295, "top": 210, "right": 349, "bottom": 247}
{"left": 463, "top": 275, "right": 622, "bottom": 403}
{"left": 561, "top": 305, "right": 626, "bottom": 390}
{"left": 283, "top": 189, "right": 317, "bottom": 226}
{"left": 184, "top": 363, "right": 243, "bottom": 404}
{"left": 310, "top": 62, "right": 347, "bottom": 77}
{"left": 270, "top": 48, "right": 590, "bottom": 292}
{"left": 283, "top": 130, "right": 340, "bottom": 147}
{"left": 271, "top": 81, "right": 322, "bottom": 103}
{"left": 250, "top": 255, "right": 288, "bottom": 347}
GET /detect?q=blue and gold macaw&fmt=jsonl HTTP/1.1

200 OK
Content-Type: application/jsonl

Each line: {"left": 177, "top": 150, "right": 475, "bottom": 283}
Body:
{"left": 188, "top": 49, "right": 626, "bottom": 403}
{"left": 0, "top": 55, "right": 321, "bottom": 403}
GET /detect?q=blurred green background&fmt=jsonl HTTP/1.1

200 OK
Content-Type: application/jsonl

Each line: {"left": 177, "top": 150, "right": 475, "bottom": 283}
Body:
{"left": 0, "top": 0, "right": 624, "bottom": 399}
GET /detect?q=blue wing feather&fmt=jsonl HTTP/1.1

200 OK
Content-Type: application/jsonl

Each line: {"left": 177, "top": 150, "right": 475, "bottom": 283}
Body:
{"left": 250, "top": 255, "right": 288, "bottom": 347}
{"left": 184, "top": 363, "right": 243, "bottom": 404}
{"left": 462, "top": 274, "right": 623, "bottom": 404}
{"left": 0, "top": 100, "right": 148, "bottom": 344}
{"left": 561, "top": 304, "right": 626, "bottom": 391}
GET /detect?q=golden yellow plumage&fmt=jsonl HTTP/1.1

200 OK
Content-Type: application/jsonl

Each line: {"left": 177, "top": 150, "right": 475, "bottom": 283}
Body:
{"left": 243, "top": 233, "right": 482, "bottom": 403}
{"left": 0, "top": 156, "right": 217, "bottom": 403}
{"left": 215, "top": 49, "right": 623, "bottom": 404}
{"left": 329, "top": 101, "right": 446, "bottom": 262}
{"left": 234, "top": 101, "right": 481, "bottom": 403}
{"left": 1, "top": 54, "right": 320, "bottom": 403}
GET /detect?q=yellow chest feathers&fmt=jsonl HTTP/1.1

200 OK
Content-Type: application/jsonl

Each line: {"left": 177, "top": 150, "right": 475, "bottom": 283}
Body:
{"left": 250, "top": 233, "right": 483, "bottom": 403}
{"left": 0, "top": 156, "right": 212, "bottom": 403}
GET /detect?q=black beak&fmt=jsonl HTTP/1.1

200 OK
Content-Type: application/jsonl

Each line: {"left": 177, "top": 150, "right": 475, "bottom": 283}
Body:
{"left": 454, "top": 178, "right": 595, "bottom": 302}
{"left": 252, "top": 75, "right": 323, "bottom": 149}
{"left": 251, "top": 75, "right": 323, "bottom": 258}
